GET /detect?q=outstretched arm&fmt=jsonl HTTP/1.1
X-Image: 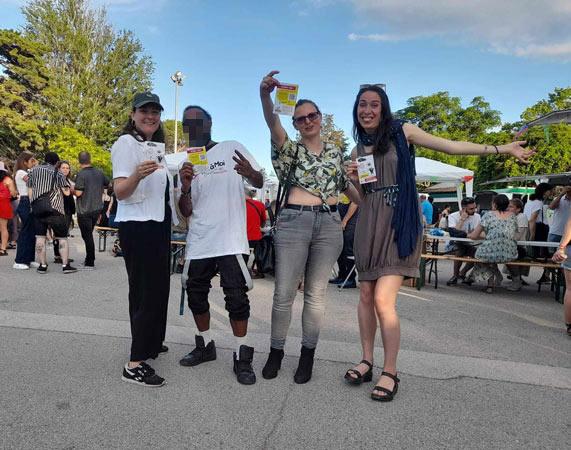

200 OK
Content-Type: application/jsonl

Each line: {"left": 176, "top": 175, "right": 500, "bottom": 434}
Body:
{"left": 403, "top": 123, "right": 535, "bottom": 164}
{"left": 260, "top": 70, "right": 287, "bottom": 148}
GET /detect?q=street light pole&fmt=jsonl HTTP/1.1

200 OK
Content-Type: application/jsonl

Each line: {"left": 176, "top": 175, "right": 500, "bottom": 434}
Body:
{"left": 170, "top": 71, "right": 185, "bottom": 153}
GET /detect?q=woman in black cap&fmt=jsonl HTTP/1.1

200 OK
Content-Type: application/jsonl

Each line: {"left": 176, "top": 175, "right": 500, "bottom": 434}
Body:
{"left": 111, "top": 92, "right": 177, "bottom": 387}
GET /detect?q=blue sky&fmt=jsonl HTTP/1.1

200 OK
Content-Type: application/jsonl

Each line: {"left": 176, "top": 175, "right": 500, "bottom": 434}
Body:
{"left": 2, "top": 0, "right": 570, "bottom": 172}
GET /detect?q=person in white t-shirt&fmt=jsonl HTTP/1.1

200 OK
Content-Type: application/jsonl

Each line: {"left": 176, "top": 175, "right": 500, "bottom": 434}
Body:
{"left": 112, "top": 92, "right": 177, "bottom": 388}
{"left": 506, "top": 198, "right": 529, "bottom": 291}
{"left": 13, "top": 151, "right": 38, "bottom": 269}
{"left": 445, "top": 197, "right": 481, "bottom": 285}
{"left": 177, "top": 105, "right": 263, "bottom": 385}
{"left": 548, "top": 184, "right": 571, "bottom": 242}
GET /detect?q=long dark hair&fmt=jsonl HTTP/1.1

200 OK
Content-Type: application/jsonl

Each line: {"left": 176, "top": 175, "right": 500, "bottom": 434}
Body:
{"left": 15, "top": 151, "right": 35, "bottom": 173}
{"left": 352, "top": 86, "right": 394, "bottom": 154}
{"left": 121, "top": 107, "right": 165, "bottom": 143}
{"left": 493, "top": 194, "right": 509, "bottom": 212}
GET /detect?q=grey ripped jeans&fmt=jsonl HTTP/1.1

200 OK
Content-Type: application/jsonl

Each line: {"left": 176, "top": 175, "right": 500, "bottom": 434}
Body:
{"left": 271, "top": 208, "right": 343, "bottom": 350}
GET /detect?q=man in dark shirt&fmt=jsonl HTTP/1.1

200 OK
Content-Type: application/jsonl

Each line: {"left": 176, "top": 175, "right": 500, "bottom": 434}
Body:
{"left": 74, "top": 151, "right": 109, "bottom": 269}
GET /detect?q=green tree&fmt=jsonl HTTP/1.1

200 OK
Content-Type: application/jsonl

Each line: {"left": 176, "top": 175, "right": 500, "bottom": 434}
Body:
{"left": 521, "top": 87, "right": 571, "bottom": 122}
{"left": 396, "top": 92, "right": 502, "bottom": 171}
{"left": 46, "top": 125, "right": 112, "bottom": 177}
{"left": 321, "top": 114, "right": 349, "bottom": 155}
{"left": 0, "top": 30, "right": 49, "bottom": 159}
{"left": 22, "top": 0, "right": 154, "bottom": 148}
{"left": 476, "top": 87, "right": 571, "bottom": 187}
{"left": 163, "top": 120, "right": 187, "bottom": 154}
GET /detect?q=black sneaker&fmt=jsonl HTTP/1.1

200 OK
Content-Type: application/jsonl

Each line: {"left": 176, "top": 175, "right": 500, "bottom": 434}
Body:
{"left": 179, "top": 335, "right": 216, "bottom": 366}
{"left": 53, "top": 256, "right": 62, "bottom": 264}
{"left": 233, "top": 345, "right": 256, "bottom": 385}
{"left": 37, "top": 264, "right": 48, "bottom": 274}
{"left": 121, "top": 362, "right": 165, "bottom": 387}
{"left": 62, "top": 264, "right": 78, "bottom": 274}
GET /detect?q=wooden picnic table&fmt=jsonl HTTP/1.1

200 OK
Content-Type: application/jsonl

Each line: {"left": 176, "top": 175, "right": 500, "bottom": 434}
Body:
{"left": 418, "top": 234, "right": 565, "bottom": 303}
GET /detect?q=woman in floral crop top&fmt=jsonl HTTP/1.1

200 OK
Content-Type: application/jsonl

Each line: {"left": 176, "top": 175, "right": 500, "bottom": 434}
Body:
{"left": 259, "top": 70, "right": 360, "bottom": 384}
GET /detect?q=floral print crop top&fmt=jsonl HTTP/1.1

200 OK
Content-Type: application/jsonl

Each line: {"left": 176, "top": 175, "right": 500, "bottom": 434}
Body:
{"left": 271, "top": 135, "right": 349, "bottom": 204}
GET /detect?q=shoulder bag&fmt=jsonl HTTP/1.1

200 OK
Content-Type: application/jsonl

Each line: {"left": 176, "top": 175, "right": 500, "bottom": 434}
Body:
{"left": 31, "top": 169, "right": 61, "bottom": 218}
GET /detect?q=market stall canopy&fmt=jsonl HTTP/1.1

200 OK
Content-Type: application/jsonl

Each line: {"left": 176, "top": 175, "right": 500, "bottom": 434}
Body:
{"left": 414, "top": 157, "right": 474, "bottom": 207}
{"left": 480, "top": 172, "right": 571, "bottom": 186}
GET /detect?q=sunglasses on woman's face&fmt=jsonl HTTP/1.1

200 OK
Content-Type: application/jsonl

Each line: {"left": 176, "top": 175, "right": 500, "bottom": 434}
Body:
{"left": 292, "top": 111, "right": 320, "bottom": 126}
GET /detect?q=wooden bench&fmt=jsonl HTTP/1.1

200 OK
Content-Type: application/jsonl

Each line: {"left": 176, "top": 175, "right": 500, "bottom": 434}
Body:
{"left": 94, "top": 226, "right": 118, "bottom": 252}
{"left": 418, "top": 254, "right": 565, "bottom": 303}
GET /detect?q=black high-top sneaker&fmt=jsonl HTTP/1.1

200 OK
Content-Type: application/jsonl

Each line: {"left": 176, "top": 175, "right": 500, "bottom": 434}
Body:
{"left": 233, "top": 345, "right": 256, "bottom": 385}
{"left": 179, "top": 335, "right": 216, "bottom": 366}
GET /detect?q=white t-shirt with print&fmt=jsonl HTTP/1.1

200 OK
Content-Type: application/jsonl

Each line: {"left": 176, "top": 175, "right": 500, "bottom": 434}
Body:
{"left": 111, "top": 134, "right": 177, "bottom": 224}
{"left": 185, "top": 140, "right": 261, "bottom": 260}
{"left": 550, "top": 196, "right": 571, "bottom": 236}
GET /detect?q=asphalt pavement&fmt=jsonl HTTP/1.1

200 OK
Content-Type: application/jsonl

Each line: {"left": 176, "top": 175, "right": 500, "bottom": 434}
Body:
{"left": 1, "top": 235, "right": 569, "bottom": 449}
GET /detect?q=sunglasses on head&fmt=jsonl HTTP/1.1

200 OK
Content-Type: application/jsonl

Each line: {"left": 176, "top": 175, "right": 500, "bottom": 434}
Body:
{"left": 360, "top": 83, "right": 386, "bottom": 91}
{"left": 292, "top": 111, "right": 320, "bottom": 126}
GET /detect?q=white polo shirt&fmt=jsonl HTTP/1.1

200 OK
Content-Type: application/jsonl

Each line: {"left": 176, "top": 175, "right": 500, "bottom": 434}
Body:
{"left": 185, "top": 140, "right": 260, "bottom": 260}
{"left": 111, "top": 134, "right": 177, "bottom": 225}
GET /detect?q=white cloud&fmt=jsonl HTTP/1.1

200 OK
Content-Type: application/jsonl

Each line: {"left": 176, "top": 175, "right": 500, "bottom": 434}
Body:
{"left": 348, "top": 33, "right": 402, "bottom": 42}
{"left": 342, "top": 0, "right": 571, "bottom": 60}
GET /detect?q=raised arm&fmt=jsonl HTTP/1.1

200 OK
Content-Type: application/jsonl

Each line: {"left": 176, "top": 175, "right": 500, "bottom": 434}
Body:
{"left": 260, "top": 70, "right": 287, "bottom": 148}
{"left": 403, "top": 123, "right": 535, "bottom": 163}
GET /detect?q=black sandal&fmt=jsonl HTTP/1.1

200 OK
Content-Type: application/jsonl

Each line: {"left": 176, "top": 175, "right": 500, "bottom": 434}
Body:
{"left": 344, "top": 360, "right": 373, "bottom": 385}
{"left": 566, "top": 323, "right": 571, "bottom": 337}
{"left": 371, "top": 371, "right": 400, "bottom": 402}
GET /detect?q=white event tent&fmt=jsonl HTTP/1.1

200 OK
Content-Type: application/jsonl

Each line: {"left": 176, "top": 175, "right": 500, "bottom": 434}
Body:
{"left": 414, "top": 157, "right": 474, "bottom": 207}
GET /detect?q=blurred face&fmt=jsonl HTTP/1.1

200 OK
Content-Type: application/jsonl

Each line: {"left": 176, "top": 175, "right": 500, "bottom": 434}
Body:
{"left": 131, "top": 104, "right": 161, "bottom": 140}
{"left": 292, "top": 103, "right": 321, "bottom": 139}
{"left": 26, "top": 158, "right": 38, "bottom": 169}
{"left": 59, "top": 163, "right": 70, "bottom": 177}
{"left": 357, "top": 90, "right": 382, "bottom": 133}
{"left": 508, "top": 202, "right": 521, "bottom": 214}
{"left": 565, "top": 185, "right": 571, "bottom": 197}
{"left": 183, "top": 108, "right": 212, "bottom": 147}
{"left": 463, "top": 202, "right": 477, "bottom": 216}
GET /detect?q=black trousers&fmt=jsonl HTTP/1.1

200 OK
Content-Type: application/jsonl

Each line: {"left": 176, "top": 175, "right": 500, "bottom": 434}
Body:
{"left": 119, "top": 216, "right": 171, "bottom": 361}
{"left": 78, "top": 211, "right": 100, "bottom": 266}
{"left": 186, "top": 255, "right": 250, "bottom": 321}
{"left": 338, "top": 224, "right": 356, "bottom": 281}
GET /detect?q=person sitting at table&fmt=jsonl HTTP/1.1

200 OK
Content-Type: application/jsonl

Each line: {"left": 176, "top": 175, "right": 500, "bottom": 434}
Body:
{"left": 446, "top": 197, "right": 481, "bottom": 286}
{"left": 506, "top": 198, "right": 529, "bottom": 291}
{"left": 467, "top": 195, "right": 518, "bottom": 294}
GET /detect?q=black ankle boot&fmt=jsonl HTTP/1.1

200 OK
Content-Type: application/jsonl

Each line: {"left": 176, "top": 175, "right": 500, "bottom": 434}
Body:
{"left": 233, "top": 345, "right": 256, "bottom": 385}
{"left": 294, "top": 346, "right": 315, "bottom": 384}
{"left": 179, "top": 335, "right": 216, "bottom": 366}
{"left": 262, "top": 347, "right": 284, "bottom": 380}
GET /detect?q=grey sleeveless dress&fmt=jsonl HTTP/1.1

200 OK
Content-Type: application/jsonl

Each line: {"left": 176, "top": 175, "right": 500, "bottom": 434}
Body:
{"left": 354, "top": 143, "right": 422, "bottom": 280}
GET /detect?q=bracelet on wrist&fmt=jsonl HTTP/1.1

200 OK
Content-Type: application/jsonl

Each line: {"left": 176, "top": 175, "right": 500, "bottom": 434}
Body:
{"left": 493, "top": 145, "right": 499, "bottom": 154}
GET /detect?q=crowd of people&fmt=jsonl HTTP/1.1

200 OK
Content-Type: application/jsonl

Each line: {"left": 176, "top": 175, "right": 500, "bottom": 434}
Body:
{"left": 1, "top": 150, "right": 110, "bottom": 273}
{"left": 435, "top": 184, "right": 571, "bottom": 293}
{"left": 4, "top": 75, "right": 569, "bottom": 403}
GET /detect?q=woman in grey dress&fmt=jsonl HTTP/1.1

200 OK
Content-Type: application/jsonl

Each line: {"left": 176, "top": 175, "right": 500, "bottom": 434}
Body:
{"left": 344, "top": 85, "right": 534, "bottom": 402}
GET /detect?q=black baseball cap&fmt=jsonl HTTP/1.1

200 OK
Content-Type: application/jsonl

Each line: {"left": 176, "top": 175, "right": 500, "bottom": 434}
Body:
{"left": 132, "top": 92, "right": 164, "bottom": 110}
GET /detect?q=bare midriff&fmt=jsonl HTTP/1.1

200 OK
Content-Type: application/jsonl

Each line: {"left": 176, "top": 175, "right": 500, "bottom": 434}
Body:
{"left": 287, "top": 185, "right": 338, "bottom": 206}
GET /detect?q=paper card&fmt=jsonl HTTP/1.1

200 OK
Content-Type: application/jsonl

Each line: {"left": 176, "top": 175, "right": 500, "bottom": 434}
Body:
{"left": 186, "top": 146, "right": 208, "bottom": 166}
{"left": 356, "top": 154, "right": 377, "bottom": 184}
{"left": 273, "top": 83, "right": 299, "bottom": 116}
{"left": 143, "top": 141, "right": 165, "bottom": 164}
